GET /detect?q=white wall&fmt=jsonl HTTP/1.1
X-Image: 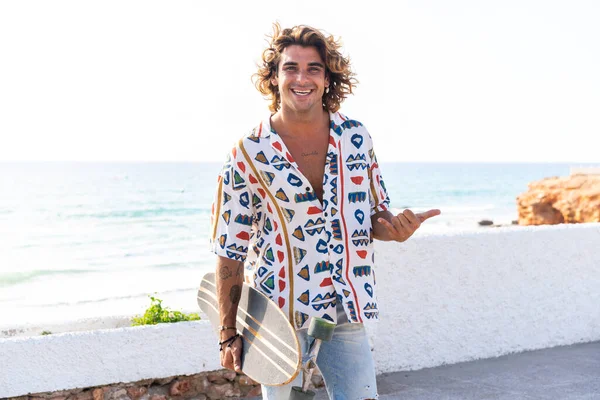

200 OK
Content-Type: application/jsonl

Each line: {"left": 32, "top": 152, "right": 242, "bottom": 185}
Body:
{"left": 0, "top": 322, "right": 220, "bottom": 398}
{"left": 372, "top": 223, "right": 600, "bottom": 372}
{"left": 2, "top": 224, "right": 599, "bottom": 397}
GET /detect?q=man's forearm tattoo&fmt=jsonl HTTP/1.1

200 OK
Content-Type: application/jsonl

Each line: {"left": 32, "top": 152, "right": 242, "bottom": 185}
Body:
{"left": 229, "top": 285, "right": 241, "bottom": 305}
{"left": 219, "top": 266, "right": 232, "bottom": 280}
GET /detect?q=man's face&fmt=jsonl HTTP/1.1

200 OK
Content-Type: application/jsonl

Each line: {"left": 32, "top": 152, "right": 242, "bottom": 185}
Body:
{"left": 272, "top": 45, "right": 329, "bottom": 115}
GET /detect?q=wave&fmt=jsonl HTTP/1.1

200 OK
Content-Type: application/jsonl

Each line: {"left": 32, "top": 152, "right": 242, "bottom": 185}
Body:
{"left": 0, "top": 269, "right": 94, "bottom": 287}
{"left": 437, "top": 189, "right": 498, "bottom": 196}
{"left": 148, "top": 261, "right": 201, "bottom": 269}
{"left": 33, "top": 287, "right": 197, "bottom": 308}
{"left": 390, "top": 204, "right": 498, "bottom": 213}
{"left": 433, "top": 204, "right": 497, "bottom": 212}
{"left": 64, "top": 207, "right": 207, "bottom": 219}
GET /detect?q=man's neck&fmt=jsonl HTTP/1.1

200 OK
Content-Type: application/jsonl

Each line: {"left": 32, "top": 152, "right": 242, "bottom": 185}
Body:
{"left": 271, "top": 108, "right": 329, "bottom": 139}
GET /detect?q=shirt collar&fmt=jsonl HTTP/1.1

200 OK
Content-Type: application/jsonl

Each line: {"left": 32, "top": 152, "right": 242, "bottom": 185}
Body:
{"left": 256, "top": 111, "right": 346, "bottom": 139}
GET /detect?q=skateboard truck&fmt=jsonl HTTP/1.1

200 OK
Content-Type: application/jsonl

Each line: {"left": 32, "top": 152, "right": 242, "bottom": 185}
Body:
{"left": 290, "top": 317, "right": 336, "bottom": 400}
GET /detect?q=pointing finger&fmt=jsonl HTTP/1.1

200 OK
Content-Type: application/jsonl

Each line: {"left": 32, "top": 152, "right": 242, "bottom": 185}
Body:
{"left": 417, "top": 209, "right": 441, "bottom": 222}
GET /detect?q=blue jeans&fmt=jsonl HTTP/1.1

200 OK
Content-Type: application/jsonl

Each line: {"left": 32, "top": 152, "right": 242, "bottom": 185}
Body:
{"left": 262, "top": 304, "right": 378, "bottom": 400}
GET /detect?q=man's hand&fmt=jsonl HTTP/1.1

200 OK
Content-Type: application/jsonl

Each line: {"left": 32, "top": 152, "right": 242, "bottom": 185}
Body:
{"left": 373, "top": 209, "right": 441, "bottom": 242}
{"left": 220, "top": 332, "right": 243, "bottom": 373}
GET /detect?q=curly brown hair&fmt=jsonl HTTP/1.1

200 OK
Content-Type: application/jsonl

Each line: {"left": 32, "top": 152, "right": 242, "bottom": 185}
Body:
{"left": 252, "top": 23, "right": 358, "bottom": 113}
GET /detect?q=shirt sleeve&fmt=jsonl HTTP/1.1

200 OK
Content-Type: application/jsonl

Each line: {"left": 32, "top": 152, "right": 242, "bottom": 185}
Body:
{"left": 208, "top": 145, "right": 254, "bottom": 262}
{"left": 366, "top": 132, "right": 391, "bottom": 216}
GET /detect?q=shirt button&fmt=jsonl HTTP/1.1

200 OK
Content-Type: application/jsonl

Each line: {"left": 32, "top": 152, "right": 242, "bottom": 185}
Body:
{"left": 305, "top": 187, "right": 310, "bottom": 192}
{"left": 329, "top": 244, "right": 333, "bottom": 249}
{"left": 324, "top": 212, "right": 328, "bottom": 217}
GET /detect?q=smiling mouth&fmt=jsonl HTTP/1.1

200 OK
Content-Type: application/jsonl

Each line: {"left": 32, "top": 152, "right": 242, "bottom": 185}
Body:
{"left": 291, "top": 89, "right": 313, "bottom": 96}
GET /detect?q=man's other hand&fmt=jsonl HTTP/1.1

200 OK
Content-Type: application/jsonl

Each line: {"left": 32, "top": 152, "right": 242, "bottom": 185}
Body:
{"left": 376, "top": 209, "right": 441, "bottom": 242}
{"left": 220, "top": 334, "right": 243, "bottom": 373}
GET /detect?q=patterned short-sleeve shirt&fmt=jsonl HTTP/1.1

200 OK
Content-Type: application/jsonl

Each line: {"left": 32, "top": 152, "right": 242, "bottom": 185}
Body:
{"left": 209, "top": 111, "right": 390, "bottom": 330}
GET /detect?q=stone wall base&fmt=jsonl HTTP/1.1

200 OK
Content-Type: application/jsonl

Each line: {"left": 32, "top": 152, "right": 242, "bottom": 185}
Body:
{"left": 5, "top": 369, "right": 324, "bottom": 400}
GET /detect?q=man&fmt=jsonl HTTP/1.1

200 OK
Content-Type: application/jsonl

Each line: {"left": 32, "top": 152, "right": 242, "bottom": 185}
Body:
{"left": 209, "top": 23, "right": 440, "bottom": 399}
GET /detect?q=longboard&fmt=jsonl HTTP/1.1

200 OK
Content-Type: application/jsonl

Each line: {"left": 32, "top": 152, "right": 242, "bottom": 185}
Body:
{"left": 197, "top": 272, "right": 302, "bottom": 386}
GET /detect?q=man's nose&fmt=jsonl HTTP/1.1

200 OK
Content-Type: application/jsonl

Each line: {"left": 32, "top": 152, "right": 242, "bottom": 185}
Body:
{"left": 295, "top": 69, "right": 309, "bottom": 84}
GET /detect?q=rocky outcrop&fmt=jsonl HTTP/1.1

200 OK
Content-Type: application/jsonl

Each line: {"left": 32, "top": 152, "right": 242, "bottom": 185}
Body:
{"left": 517, "top": 174, "right": 600, "bottom": 225}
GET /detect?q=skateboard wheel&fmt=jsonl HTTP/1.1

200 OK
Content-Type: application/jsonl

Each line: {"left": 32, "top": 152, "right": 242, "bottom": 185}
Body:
{"left": 307, "top": 317, "right": 336, "bottom": 342}
{"left": 290, "top": 386, "right": 316, "bottom": 400}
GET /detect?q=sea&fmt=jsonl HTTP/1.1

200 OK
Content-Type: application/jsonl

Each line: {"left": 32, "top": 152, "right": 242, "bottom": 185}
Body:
{"left": 0, "top": 162, "right": 571, "bottom": 332}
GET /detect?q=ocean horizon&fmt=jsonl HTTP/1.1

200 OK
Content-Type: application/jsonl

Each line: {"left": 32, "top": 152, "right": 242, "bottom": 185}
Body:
{"left": 0, "top": 161, "right": 572, "bottom": 332}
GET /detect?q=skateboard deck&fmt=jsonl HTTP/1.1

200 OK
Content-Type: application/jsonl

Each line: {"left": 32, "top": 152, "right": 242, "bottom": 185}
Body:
{"left": 197, "top": 272, "right": 301, "bottom": 386}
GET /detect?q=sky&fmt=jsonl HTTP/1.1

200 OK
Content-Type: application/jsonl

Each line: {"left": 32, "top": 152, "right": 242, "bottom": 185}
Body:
{"left": 0, "top": 0, "right": 599, "bottom": 163}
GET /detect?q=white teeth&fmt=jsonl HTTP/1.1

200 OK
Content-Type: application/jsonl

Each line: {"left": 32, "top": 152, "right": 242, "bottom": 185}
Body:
{"left": 292, "top": 89, "right": 312, "bottom": 95}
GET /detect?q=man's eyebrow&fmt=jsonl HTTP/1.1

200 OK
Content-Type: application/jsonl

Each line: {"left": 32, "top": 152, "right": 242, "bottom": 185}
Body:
{"left": 281, "top": 61, "right": 325, "bottom": 68}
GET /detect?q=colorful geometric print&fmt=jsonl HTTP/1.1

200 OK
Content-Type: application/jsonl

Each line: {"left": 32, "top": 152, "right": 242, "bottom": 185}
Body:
{"left": 363, "top": 302, "right": 378, "bottom": 319}
{"left": 351, "top": 229, "right": 370, "bottom": 246}
{"left": 292, "top": 227, "right": 305, "bottom": 241}
{"left": 331, "top": 220, "right": 342, "bottom": 240}
{"left": 328, "top": 152, "right": 338, "bottom": 175}
{"left": 255, "top": 151, "right": 269, "bottom": 165}
{"left": 346, "top": 154, "right": 367, "bottom": 170}
{"left": 294, "top": 311, "right": 309, "bottom": 327}
{"left": 271, "top": 155, "right": 291, "bottom": 170}
{"left": 348, "top": 192, "right": 367, "bottom": 203}
{"left": 314, "top": 261, "right": 333, "bottom": 274}
{"left": 282, "top": 208, "right": 295, "bottom": 222}
{"left": 297, "top": 265, "right": 310, "bottom": 281}
{"left": 259, "top": 271, "right": 275, "bottom": 293}
{"left": 209, "top": 111, "right": 390, "bottom": 330}
{"left": 298, "top": 289, "right": 310, "bottom": 305}
{"left": 294, "top": 191, "right": 318, "bottom": 203}
{"left": 221, "top": 210, "right": 231, "bottom": 224}
{"left": 260, "top": 171, "right": 275, "bottom": 186}
{"left": 346, "top": 300, "right": 358, "bottom": 322}
{"left": 311, "top": 292, "right": 336, "bottom": 311}
{"left": 287, "top": 173, "right": 303, "bottom": 187}
{"left": 225, "top": 243, "right": 248, "bottom": 261}
{"left": 293, "top": 247, "right": 307, "bottom": 264}
{"left": 354, "top": 210, "right": 364, "bottom": 224}
{"left": 275, "top": 188, "right": 289, "bottom": 202}
{"left": 332, "top": 259, "right": 346, "bottom": 285}
{"left": 304, "top": 218, "right": 326, "bottom": 235}
{"left": 234, "top": 213, "right": 252, "bottom": 226}
{"left": 353, "top": 265, "right": 372, "bottom": 277}
{"left": 331, "top": 119, "right": 363, "bottom": 136}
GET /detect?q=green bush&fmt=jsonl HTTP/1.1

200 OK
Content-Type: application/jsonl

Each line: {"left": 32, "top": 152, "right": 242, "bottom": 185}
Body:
{"left": 131, "top": 295, "right": 200, "bottom": 326}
